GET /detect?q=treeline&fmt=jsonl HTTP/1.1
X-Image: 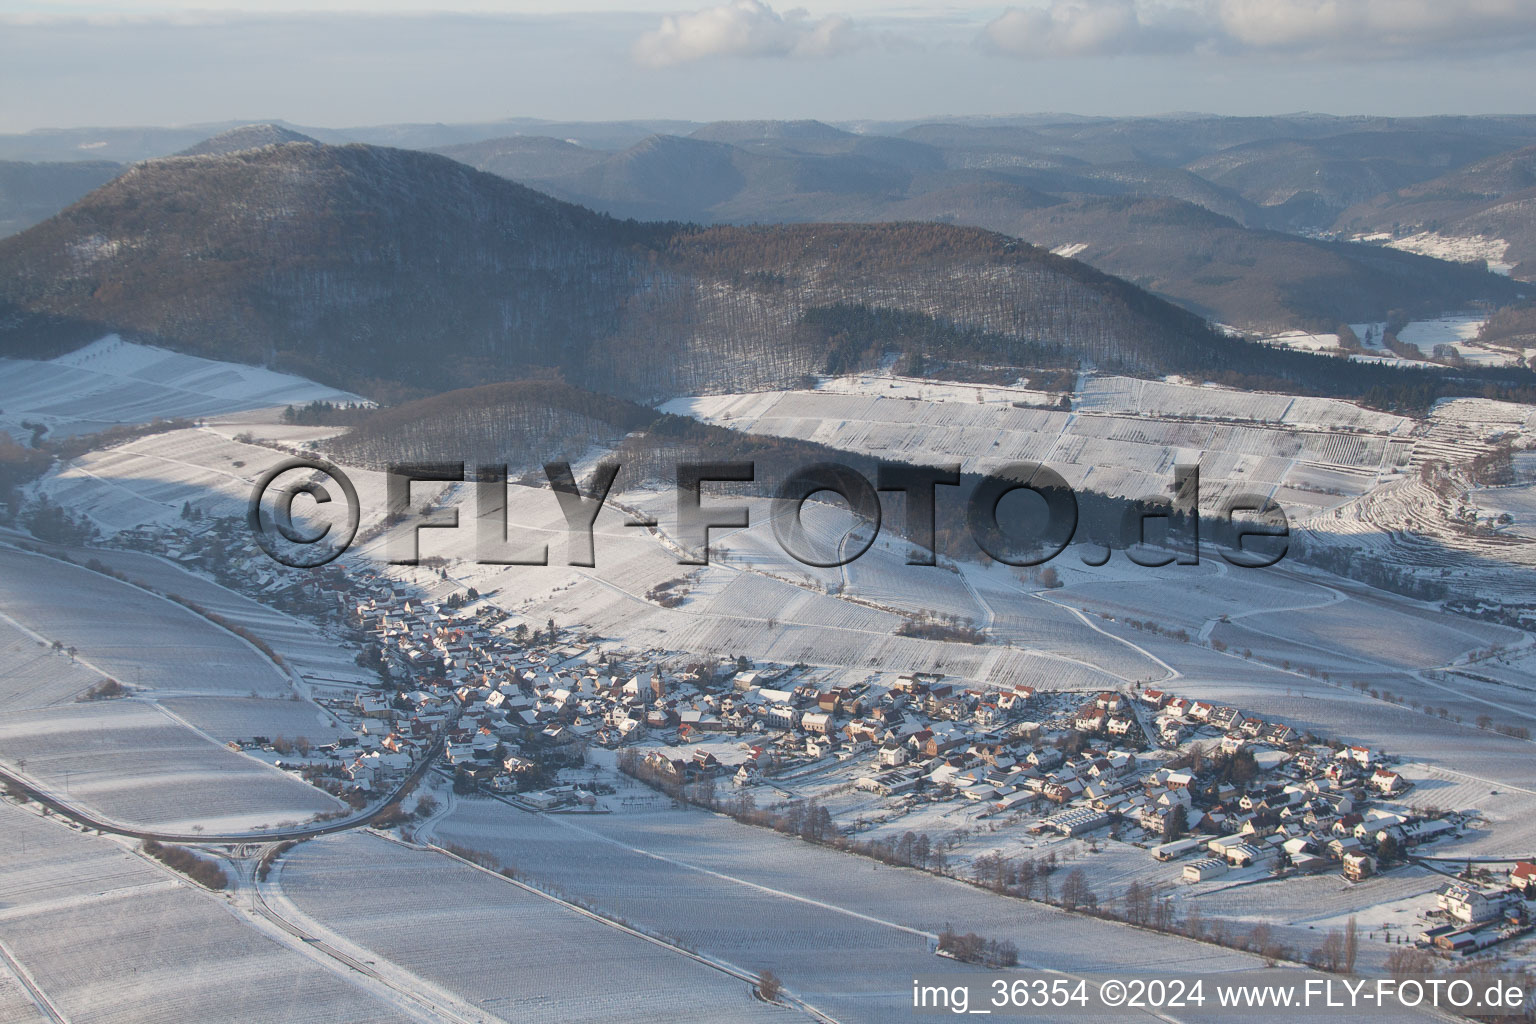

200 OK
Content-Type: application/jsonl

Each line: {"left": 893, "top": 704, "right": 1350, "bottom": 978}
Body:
{"left": 801, "top": 304, "right": 1075, "bottom": 379}
{"left": 0, "top": 436, "right": 51, "bottom": 512}
{"left": 44, "top": 417, "right": 194, "bottom": 462}
{"left": 617, "top": 749, "right": 952, "bottom": 870}
{"left": 1204, "top": 346, "right": 1536, "bottom": 416}
{"left": 78, "top": 678, "right": 127, "bottom": 701}
{"left": 255, "top": 840, "right": 296, "bottom": 882}
{"left": 895, "top": 614, "right": 986, "bottom": 644}
{"left": 0, "top": 302, "right": 112, "bottom": 362}
{"left": 281, "top": 400, "right": 374, "bottom": 426}
{"left": 936, "top": 927, "right": 1019, "bottom": 968}
{"left": 1477, "top": 302, "right": 1536, "bottom": 356}
{"left": 326, "top": 380, "right": 655, "bottom": 472}
{"left": 1293, "top": 542, "right": 1452, "bottom": 603}
{"left": 1469, "top": 444, "right": 1521, "bottom": 487}
{"left": 18, "top": 495, "right": 97, "bottom": 544}
{"left": 141, "top": 839, "right": 228, "bottom": 890}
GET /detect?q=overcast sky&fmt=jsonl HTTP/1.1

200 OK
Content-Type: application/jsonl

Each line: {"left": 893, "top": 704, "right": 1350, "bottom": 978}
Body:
{"left": 3, "top": 0, "right": 1535, "bottom": 133}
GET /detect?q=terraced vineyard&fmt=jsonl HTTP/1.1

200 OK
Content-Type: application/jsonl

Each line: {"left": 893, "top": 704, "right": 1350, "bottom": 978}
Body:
{"left": 669, "top": 375, "right": 1415, "bottom": 522}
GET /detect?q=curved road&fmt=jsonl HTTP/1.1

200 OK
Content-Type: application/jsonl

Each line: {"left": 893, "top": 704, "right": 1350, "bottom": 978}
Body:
{"left": 0, "top": 737, "right": 443, "bottom": 845}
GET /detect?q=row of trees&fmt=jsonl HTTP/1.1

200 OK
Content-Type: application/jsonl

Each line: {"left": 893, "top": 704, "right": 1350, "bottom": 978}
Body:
{"left": 141, "top": 839, "right": 227, "bottom": 890}
{"left": 936, "top": 926, "right": 1019, "bottom": 967}
{"left": 281, "top": 400, "right": 374, "bottom": 426}
{"left": 895, "top": 614, "right": 986, "bottom": 644}
{"left": 617, "top": 751, "right": 954, "bottom": 869}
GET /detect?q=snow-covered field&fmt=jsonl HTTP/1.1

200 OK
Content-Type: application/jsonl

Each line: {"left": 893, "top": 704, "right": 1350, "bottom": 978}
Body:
{"left": 42, "top": 427, "right": 386, "bottom": 536}
{"left": 0, "top": 543, "right": 289, "bottom": 698}
{"left": 0, "top": 542, "right": 349, "bottom": 831}
{"left": 666, "top": 375, "right": 1413, "bottom": 524}
{"left": 0, "top": 335, "right": 359, "bottom": 441}
{"left": 432, "top": 796, "right": 1442, "bottom": 1023}
{"left": 1183, "top": 866, "right": 1449, "bottom": 972}
{"left": 71, "top": 546, "right": 381, "bottom": 688}
{"left": 0, "top": 800, "right": 413, "bottom": 1024}
{"left": 0, "top": 972, "right": 48, "bottom": 1024}
{"left": 435, "top": 799, "right": 1205, "bottom": 1015}
{"left": 1340, "top": 315, "right": 1521, "bottom": 368}
{"left": 1260, "top": 317, "right": 1521, "bottom": 369}
{"left": 1255, "top": 329, "right": 1343, "bottom": 353}
{"left": 0, "top": 616, "right": 106, "bottom": 711}
{"left": 276, "top": 831, "right": 793, "bottom": 1024}
{"left": 7, "top": 340, "right": 1536, "bottom": 1016}
{"left": 0, "top": 701, "right": 342, "bottom": 831}
{"left": 1366, "top": 231, "right": 1515, "bottom": 276}
{"left": 158, "top": 696, "right": 351, "bottom": 745}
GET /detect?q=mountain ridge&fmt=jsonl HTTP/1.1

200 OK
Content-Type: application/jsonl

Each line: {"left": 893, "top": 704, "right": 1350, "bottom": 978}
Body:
{"left": 2, "top": 137, "right": 1531, "bottom": 413}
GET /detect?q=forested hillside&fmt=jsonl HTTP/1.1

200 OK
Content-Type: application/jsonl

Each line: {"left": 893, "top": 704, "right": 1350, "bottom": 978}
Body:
{"left": 443, "top": 122, "right": 1526, "bottom": 331}
{"left": 953, "top": 196, "right": 1523, "bottom": 328}
{"left": 325, "top": 381, "right": 656, "bottom": 471}
{"left": 9, "top": 115, "right": 1535, "bottom": 331}
{"left": 0, "top": 142, "right": 658, "bottom": 398}
{"left": 1336, "top": 146, "right": 1536, "bottom": 281}
{"left": 0, "top": 139, "right": 1290, "bottom": 399}
{"left": 2, "top": 137, "right": 1532, "bottom": 414}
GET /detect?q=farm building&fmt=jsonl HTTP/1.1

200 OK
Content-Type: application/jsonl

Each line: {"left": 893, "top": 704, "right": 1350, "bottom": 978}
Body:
{"left": 1184, "top": 858, "right": 1228, "bottom": 882}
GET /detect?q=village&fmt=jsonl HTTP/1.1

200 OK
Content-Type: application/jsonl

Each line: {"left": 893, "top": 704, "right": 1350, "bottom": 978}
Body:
{"left": 112, "top": 513, "right": 1536, "bottom": 963}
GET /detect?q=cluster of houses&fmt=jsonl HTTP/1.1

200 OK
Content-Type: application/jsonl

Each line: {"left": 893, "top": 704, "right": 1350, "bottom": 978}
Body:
{"left": 637, "top": 681, "right": 1463, "bottom": 904}
{"left": 111, "top": 518, "right": 1466, "bottom": 885}
{"left": 112, "top": 516, "right": 1066, "bottom": 804}
{"left": 804, "top": 682, "right": 1461, "bottom": 890}
{"left": 339, "top": 589, "right": 1080, "bottom": 801}
{"left": 1117, "top": 688, "right": 1463, "bottom": 885}
{"left": 1415, "top": 864, "right": 1536, "bottom": 956}
{"left": 93, "top": 509, "right": 1536, "bottom": 968}
{"left": 644, "top": 673, "right": 1046, "bottom": 791}
{"left": 1138, "top": 688, "right": 1298, "bottom": 750}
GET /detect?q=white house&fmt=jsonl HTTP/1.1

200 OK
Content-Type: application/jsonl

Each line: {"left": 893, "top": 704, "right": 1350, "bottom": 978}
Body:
{"left": 1437, "top": 883, "right": 1516, "bottom": 924}
{"left": 801, "top": 711, "right": 833, "bottom": 734}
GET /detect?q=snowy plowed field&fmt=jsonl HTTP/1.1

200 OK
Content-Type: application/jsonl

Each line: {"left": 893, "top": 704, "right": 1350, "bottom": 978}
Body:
{"left": 431, "top": 797, "right": 1443, "bottom": 1023}
{"left": 0, "top": 801, "right": 412, "bottom": 1024}
{"left": 0, "top": 335, "right": 357, "bottom": 441}
{"left": 0, "top": 702, "right": 342, "bottom": 831}
{"left": 277, "top": 831, "right": 796, "bottom": 1024}
{"left": 0, "top": 544, "right": 288, "bottom": 697}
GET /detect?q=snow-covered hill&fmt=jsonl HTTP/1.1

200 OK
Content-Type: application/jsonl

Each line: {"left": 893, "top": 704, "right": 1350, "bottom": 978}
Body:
{"left": 0, "top": 335, "right": 359, "bottom": 441}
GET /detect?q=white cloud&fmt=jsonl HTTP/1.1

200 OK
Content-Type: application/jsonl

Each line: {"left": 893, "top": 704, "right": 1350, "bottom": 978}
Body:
{"left": 985, "top": 0, "right": 1536, "bottom": 59}
{"left": 633, "top": 0, "right": 858, "bottom": 67}
{"left": 984, "top": 0, "right": 1150, "bottom": 57}
{"left": 1215, "top": 0, "right": 1536, "bottom": 53}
